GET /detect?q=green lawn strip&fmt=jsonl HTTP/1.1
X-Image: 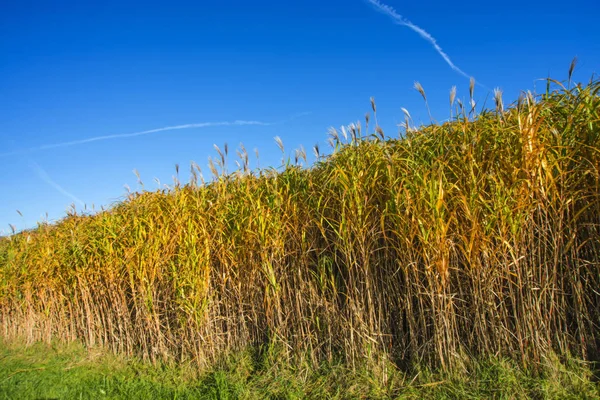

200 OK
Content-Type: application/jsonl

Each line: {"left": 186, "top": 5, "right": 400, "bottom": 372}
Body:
{"left": 0, "top": 341, "right": 203, "bottom": 399}
{"left": 1, "top": 341, "right": 599, "bottom": 399}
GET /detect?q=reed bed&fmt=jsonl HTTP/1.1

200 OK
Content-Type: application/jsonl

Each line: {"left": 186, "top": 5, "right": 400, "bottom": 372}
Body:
{"left": 1, "top": 75, "right": 599, "bottom": 372}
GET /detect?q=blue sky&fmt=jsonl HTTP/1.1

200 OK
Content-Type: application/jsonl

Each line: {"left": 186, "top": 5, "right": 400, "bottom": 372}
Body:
{"left": 1, "top": 0, "right": 599, "bottom": 232}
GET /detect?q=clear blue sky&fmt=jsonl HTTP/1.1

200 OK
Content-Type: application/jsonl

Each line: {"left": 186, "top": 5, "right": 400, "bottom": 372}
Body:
{"left": 1, "top": 0, "right": 599, "bottom": 232}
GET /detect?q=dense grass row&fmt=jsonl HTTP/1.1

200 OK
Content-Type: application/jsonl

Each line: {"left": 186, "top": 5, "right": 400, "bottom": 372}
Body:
{"left": 1, "top": 74, "right": 599, "bottom": 376}
{"left": 2, "top": 340, "right": 598, "bottom": 399}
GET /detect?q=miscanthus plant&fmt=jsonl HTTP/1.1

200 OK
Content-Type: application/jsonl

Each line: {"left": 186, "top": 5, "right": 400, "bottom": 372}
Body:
{"left": 1, "top": 70, "right": 599, "bottom": 374}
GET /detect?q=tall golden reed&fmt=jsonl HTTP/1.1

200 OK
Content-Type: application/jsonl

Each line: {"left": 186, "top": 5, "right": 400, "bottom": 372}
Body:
{"left": 1, "top": 75, "right": 599, "bottom": 372}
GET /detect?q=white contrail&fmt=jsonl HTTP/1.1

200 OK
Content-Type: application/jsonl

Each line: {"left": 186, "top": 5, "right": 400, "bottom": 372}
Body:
{"left": 29, "top": 161, "right": 85, "bottom": 207}
{"left": 0, "top": 120, "right": 270, "bottom": 157}
{"left": 366, "top": 0, "right": 472, "bottom": 80}
{"left": 36, "top": 120, "right": 270, "bottom": 150}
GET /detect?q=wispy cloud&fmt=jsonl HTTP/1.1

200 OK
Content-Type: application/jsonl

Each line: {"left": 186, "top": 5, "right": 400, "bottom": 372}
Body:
{"left": 366, "top": 0, "right": 472, "bottom": 80}
{"left": 0, "top": 120, "right": 271, "bottom": 158}
{"left": 29, "top": 161, "right": 85, "bottom": 207}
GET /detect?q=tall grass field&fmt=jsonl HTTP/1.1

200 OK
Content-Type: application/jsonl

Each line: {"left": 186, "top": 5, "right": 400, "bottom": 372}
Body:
{"left": 1, "top": 71, "right": 600, "bottom": 397}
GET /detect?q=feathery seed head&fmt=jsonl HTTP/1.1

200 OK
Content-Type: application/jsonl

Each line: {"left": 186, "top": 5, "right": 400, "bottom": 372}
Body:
{"left": 340, "top": 126, "right": 348, "bottom": 141}
{"left": 414, "top": 81, "right": 427, "bottom": 101}
{"left": 449, "top": 86, "right": 457, "bottom": 107}
{"left": 296, "top": 145, "right": 307, "bottom": 163}
{"left": 214, "top": 145, "right": 225, "bottom": 166}
{"left": 208, "top": 157, "right": 218, "bottom": 178}
{"left": 469, "top": 77, "right": 475, "bottom": 100}
{"left": 403, "top": 116, "right": 411, "bottom": 133}
{"left": 328, "top": 127, "right": 340, "bottom": 143}
{"left": 493, "top": 87, "right": 504, "bottom": 113}
{"left": 526, "top": 90, "right": 535, "bottom": 105}
{"left": 569, "top": 56, "right": 578, "bottom": 83}
{"left": 349, "top": 123, "right": 358, "bottom": 142}
{"left": 274, "top": 136, "right": 285, "bottom": 153}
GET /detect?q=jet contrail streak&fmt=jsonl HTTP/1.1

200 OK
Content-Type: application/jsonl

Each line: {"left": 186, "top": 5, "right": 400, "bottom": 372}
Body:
{"left": 0, "top": 120, "right": 271, "bottom": 158}
{"left": 29, "top": 161, "right": 85, "bottom": 207}
{"left": 366, "top": 0, "right": 472, "bottom": 80}
{"left": 37, "top": 120, "right": 270, "bottom": 150}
